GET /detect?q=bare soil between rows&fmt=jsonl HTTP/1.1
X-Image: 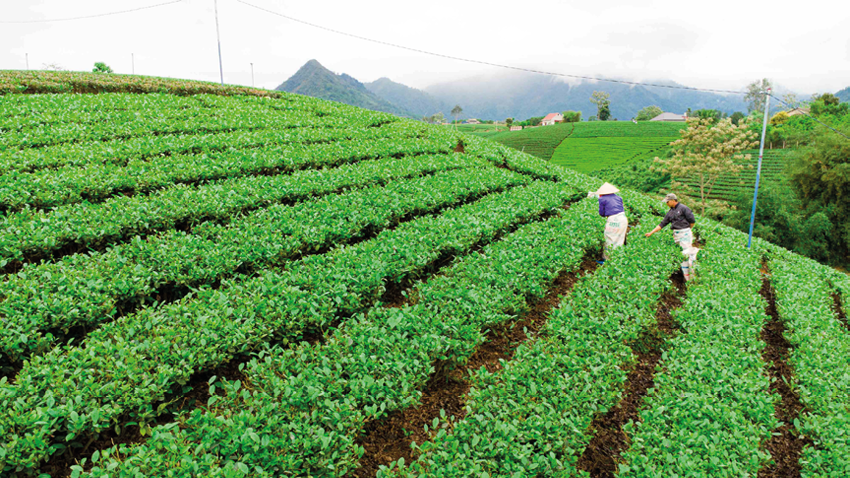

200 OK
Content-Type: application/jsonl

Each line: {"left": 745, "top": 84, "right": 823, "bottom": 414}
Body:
{"left": 758, "top": 274, "right": 811, "bottom": 478}
{"left": 833, "top": 293, "right": 848, "bottom": 331}
{"left": 350, "top": 252, "right": 601, "bottom": 477}
{"left": 575, "top": 270, "right": 686, "bottom": 477}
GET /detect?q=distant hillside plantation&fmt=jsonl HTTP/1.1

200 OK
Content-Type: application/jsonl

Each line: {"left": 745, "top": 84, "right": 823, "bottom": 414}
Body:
{"left": 484, "top": 123, "right": 575, "bottom": 161}
{"left": 837, "top": 87, "right": 850, "bottom": 103}
{"left": 276, "top": 60, "right": 413, "bottom": 118}
{"left": 365, "top": 77, "right": 449, "bottom": 118}
{"left": 424, "top": 72, "right": 749, "bottom": 122}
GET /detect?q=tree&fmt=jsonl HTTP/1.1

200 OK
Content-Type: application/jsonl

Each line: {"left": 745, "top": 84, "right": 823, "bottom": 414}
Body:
{"left": 451, "top": 105, "right": 463, "bottom": 125}
{"left": 561, "top": 110, "right": 581, "bottom": 123}
{"left": 598, "top": 104, "right": 611, "bottom": 121}
{"left": 505, "top": 118, "right": 514, "bottom": 128}
{"left": 42, "top": 63, "right": 64, "bottom": 71}
{"left": 770, "top": 111, "right": 790, "bottom": 126}
{"left": 809, "top": 93, "right": 849, "bottom": 116}
{"left": 729, "top": 112, "right": 745, "bottom": 125}
{"left": 653, "top": 117, "right": 758, "bottom": 215}
{"left": 635, "top": 105, "right": 663, "bottom": 121}
{"left": 693, "top": 109, "right": 722, "bottom": 123}
{"left": 745, "top": 78, "right": 772, "bottom": 113}
{"left": 590, "top": 91, "right": 611, "bottom": 122}
{"left": 92, "top": 62, "right": 114, "bottom": 74}
{"left": 787, "top": 128, "right": 850, "bottom": 264}
{"left": 782, "top": 93, "right": 801, "bottom": 110}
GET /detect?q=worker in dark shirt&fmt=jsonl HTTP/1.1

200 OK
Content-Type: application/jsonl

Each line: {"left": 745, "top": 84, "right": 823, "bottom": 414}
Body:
{"left": 645, "top": 193, "right": 698, "bottom": 279}
{"left": 593, "top": 182, "right": 628, "bottom": 263}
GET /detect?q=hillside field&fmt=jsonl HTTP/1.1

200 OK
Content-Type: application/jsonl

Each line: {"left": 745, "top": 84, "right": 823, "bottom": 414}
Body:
{"left": 484, "top": 122, "right": 575, "bottom": 160}
{"left": 1, "top": 71, "right": 849, "bottom": 478}
{"left": 676, "top": 149, "right": 795, "bottom": 202}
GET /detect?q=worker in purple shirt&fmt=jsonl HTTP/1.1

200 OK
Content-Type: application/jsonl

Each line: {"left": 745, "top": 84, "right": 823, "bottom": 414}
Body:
{"left": 592, "top": 182, "right": 628, "bottom": 264}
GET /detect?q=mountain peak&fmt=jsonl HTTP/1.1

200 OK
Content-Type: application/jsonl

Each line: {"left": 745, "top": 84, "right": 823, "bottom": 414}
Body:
{"left": 276, "top": 60, "right": 413, "bottom": 118}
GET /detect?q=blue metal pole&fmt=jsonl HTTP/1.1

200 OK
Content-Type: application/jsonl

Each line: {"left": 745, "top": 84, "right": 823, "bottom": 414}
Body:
{"left": 747, "top": 87, "right": 771, "bottom": 248}
{"left": 214, "top": 0, "right": 224, "bottom": 85}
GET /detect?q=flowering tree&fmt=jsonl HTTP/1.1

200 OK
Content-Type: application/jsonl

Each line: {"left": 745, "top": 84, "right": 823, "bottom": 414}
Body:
{"left": 654, "top": 117, "right": 758, "bottom": 215}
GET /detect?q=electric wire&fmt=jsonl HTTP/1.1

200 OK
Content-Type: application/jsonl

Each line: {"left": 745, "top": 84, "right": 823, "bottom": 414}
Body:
{"left": 235, "top": 0, "right": 749, "bottom": 96}
{"left": 0, "top": 0, "right": 183, "bottom": 24}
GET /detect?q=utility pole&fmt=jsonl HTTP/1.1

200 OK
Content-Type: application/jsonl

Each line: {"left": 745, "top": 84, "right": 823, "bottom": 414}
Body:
{"left": 214, "top": 0, "right": 224, "bottom": 85}
{"left": 250, "top": 62, "right": 254, "bottom": 87}
{"left": 25, "top": 53, "right": 29, "bottom": 70}
{"left": 131, "top": 53, "right": 135, "bottom": 75}
{"left": 747, "top": 87, "right": 771, "bottom": 249}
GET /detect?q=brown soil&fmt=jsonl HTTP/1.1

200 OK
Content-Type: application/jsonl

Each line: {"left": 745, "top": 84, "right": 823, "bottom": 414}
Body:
{"left": 833, "top": 293, "right": 849, "bottom": 331}
{"left": 758, "top": 276, "right": 811, "bottom": 478}
{"left": 350, "top": 252, "right": 601, "bottom": 477}
{"left": 576, "top": 271, "right": 685, "bottom": 477}
{"left": 453, "top": 141, "right": 465, "bottom": 153}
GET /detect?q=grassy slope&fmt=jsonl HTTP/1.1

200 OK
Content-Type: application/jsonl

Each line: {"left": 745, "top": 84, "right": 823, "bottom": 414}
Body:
{"left": 483, "top": 122, "right": 575, "bottom": 161}
{"left": 550, "top": 121, "right": 684, "bottom": 172}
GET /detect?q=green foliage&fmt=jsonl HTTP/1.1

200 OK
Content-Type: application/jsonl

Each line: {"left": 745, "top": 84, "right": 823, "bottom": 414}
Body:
{"left": 561, "top": 110, "right": 582, "bottom": 122}
{"left": 810, "top": 93, "right": 850, "bottom": 117}
{"left": 724, "top": 180, "right": 833, "bottom": 262}
{"left": 92, "top": 62, "right": 113, "bottom": 74}
{"left": 622, "top": 225, "right": 777, "bottom": 476}
{"left": 787, "top": 129, "right": 850, "bottom": 264}
{"left": 590, "top": 90, "right": 611, "bottom": 121}
{"left": 693, "top": 108, "right": 725, "bottom": 122}
{"left": 2, "top": 74, "right": 849, "bottom": 476}
{"left": 0, "top": 70, "right": 277, "bottom": 97}
{"left": 485, "top": 122, "right": 574, "bottom": 161}
{"left": 598, "top": 103, "right": 611, "bottom": 121}
{"left": 730, "top": 111, "right": 745, "bottom": 125}
{"left": 770, "top": 111, "right": 790, "bottom": 125}
{"left": 770, "top": 252, "right": 850, "bottom": 476}
{"left": 635, "top": 105, "right": 663, "bottom": 121}
{"left": 388, "top": 218, "right": 681, "bottom": 476}
{"left": 549, "top": 121, "right": 683, "bottom": 174}
{"left": 551, "top": 136, "right": 678, "bottom": 173}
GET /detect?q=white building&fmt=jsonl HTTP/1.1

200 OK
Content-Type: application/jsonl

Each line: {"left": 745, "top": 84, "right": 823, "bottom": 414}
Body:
{"left": 541, "top": 113, "right": 564, "bottom": 126}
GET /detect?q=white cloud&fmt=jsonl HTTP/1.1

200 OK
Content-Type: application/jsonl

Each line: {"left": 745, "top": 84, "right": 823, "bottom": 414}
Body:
{"left": 1, "top": 0, "right": 848, "bottom": 94}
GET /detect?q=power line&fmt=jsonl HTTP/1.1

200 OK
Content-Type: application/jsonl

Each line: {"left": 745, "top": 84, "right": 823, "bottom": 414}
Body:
{"left": 235, "top": 0, "right": 748, "bottom": 96}
{"left": 0, "top": 0, "right": 183, "bottom": 24}
{"left": 769, "top": 93, "right": 850, "bottom": 140}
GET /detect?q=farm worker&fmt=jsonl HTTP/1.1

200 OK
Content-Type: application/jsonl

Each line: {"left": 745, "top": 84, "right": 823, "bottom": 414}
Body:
{"left": 591, "top": 182, "right": 628, "bottom": 264}
{"left": 645, "top": 193, "right": 698, "bottom": 280}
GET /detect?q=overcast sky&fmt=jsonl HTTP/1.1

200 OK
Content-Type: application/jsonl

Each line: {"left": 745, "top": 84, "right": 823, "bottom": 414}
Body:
{"left": 3, "top": 0, "right": 849, "bottom": 96}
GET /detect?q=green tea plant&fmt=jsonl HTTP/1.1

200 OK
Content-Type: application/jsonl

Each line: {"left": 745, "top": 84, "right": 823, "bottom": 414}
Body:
{"left": 385, "top": 220, "right": 681, "bottom": 476}
{"left": 770, "top": 252, "right": 850, "bottom": 476}
{"left": 82, "top": 198, "right": 605, "bottom": 476}
{"left": 0, "top": 181, "right": 581, "bottom": 473}
{"left": 0, "top": 165, "right": 524, "bottom": 360}
{"left": 619, "top": 224, "right": 777, "bottom": 476}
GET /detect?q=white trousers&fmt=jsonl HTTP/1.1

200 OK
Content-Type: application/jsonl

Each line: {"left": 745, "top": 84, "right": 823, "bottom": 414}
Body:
{"left": 603, "top": 212, "right": 628, "bottom": 260}
{"left": 674, "top": 228, "right": 697, "bottom": 280}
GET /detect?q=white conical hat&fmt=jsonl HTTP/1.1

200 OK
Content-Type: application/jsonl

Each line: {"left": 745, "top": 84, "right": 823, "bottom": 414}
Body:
{"left": 596, "top": 182, "right": 620, "bottom": 195}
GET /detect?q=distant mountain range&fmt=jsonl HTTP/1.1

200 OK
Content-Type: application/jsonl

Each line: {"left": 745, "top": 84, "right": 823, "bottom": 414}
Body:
{"left": 275, "top": 60, "right": 413, "bottom": 118}
{"left": 364, "top": 77, "right": 449, "bottom": 119}
{"left": 277, "top": 60, "right": 847, "bottom": 121}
